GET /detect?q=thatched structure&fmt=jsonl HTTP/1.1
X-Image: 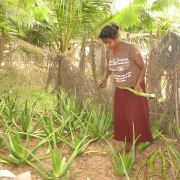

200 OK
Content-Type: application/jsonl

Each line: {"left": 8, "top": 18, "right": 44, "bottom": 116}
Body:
{"left": 0, "top": 33, "right": 113, "bottom": 106}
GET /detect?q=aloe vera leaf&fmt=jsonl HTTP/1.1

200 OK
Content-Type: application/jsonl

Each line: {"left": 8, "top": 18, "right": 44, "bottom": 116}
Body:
{"left": 135, "top": 156, "right": 150, "bottom": 180}
{"left": 21, "top": 155, "right": 49, "bottom": 179}
{"left": 59, "top": 136, "right": 74, "bottom": 150}
{"left": 104, "top": 131, "right": 114, "bottom": 139}
{"left": 105, "top": 139, "right": 125, "bottom": 175}
{"left": 0, "top": 154, "right": 20, "bottom": 165}
{"left": 119, "top": 155, "right": 131, "bottom": 180}
{"left": 126, "top": 149, "right": 135, "bottom": 173}
{"left": 117, "top": 86, "right": 155, "bottom": 98}
{"left": 52, "top": 145, "right": 62, "bottom": 177}
{"left": 59, "top": 157, "right": 67, "bottom": 176}
{"left": 137, "top": 142, "right": 149, "bottom": 151}
{"left": 9, "top": 130, "right": 24, "bottom": 157}
{"left": 149, "top": 150, "right": 159, "bottom": 172}
{"left": 4, "top": 131, "right": 25, "bottom": 160}
{"left": 1, "top": 140, "right": 21, "bottom": 160}
{"left": 120, "top": 148, "right": 127, "bottom": 168}
{"left": 0, "top": 133, "right": 22, "bottom": 164}
{"left": 21, "top": 145, "right": 53, "bottom": 177}
{"left": 60, "top": 136, "right": 90, "bottom": 178}
{"left": 107, "top": 155, "right": 120, "bottom": 175}
{"left": 52, "top": 125, "right": 66, "bottom": 178}
{"left": 26, "top": 138, "right": 49, "bottom": 161}
{"left": 168, "top": 143, "right": 180, "bottom": 163}
{"left": 161, "top": 149, "right": 167, "bottom": 180}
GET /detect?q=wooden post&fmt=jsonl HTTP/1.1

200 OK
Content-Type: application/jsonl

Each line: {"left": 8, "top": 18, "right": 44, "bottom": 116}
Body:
{"left": 90, "top": 36, "right": 103, "bottom": 104}
{"left": 149, "top": 31, "right": 154, "bottom": 50}
{"left": 126, "top": 33, "right": 130, "bottom": 42}
{"left": 100, "top": 43, "right": 105, "bottom": 78}
{"left": 79, "top": 28, "right": 86, "bottom": 77}
{"left": 157, "top": 25, "right": 161, "bottom": 40}
{"left": 174, "top": 69, "right": 179, "bottom": 128}
{"left": 0, "top": 28, "right": 5, "bottom": 67}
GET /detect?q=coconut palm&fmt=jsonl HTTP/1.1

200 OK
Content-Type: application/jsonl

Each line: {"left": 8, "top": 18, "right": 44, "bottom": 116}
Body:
{"left": 0, "top": 0, "right": 114, "bottom": 52}
{"left": 2, "top": 0, "right": 180, "bottom": 52}
{"left": 113, "top": 0, "right": 180, "bottom": 33}
{"left": 37, "top": 0, "right": 114, "bottom": 52}
{"left": 111, "top": 0, "right": 180, "bottom": 49}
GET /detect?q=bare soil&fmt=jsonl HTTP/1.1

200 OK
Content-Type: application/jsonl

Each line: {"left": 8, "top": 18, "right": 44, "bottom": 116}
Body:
{"left": 0, "top": 136, "right": 180, "bottom": 180}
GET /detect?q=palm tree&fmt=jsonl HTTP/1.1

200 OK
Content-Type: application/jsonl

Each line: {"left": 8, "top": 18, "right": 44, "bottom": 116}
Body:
{"left": 2, "top": 0, "right": 180, "bottom": 52}
{"left": 37, "top": 0, "right": 113, "bottom": 53}
{"left": 110, "top": 0, "right": 180, "bottom": 50}
{"left": 0, "top": 0, "right": 114, "bottom": 53}
{"left": 113, "top": 0, "right": 180, "bottom": 33}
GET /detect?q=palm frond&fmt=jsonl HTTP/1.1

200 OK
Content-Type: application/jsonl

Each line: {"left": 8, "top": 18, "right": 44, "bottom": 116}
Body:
{"left": 114, "top": 6, "right": 141, "bottom": 30}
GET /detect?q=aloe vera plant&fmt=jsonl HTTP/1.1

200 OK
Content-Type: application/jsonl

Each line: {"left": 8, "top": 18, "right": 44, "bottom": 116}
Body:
{"left": 136, "top": 148, "right": 161, "bottom": 179}
{"left": 60, "top": 127, "right": 92, "bottom": 155}
{"left": 87, "top": 105, "right": 113, "bottom": 140}
{"left": 13, "top": 100, "right": 40, "bottom": 137}
{"left": 36, "top": 109, "right": 72, "bottom": 143}
{"left": 57, "top": 91, "right": 87, "bottom": 126}
{"left": 21, "top": 100, "right": 39, "bottom": 133}
{"left": 22, "top": 127, "right": 89, "bottom": 179}
{"left": 136, "top": 147, "right": 169, "bottom": 180}
{"left": 58, "top": 108, "right": 92, "bottom": 154}
{"left": 136, "top": 130, "right": 180, "bottom": 180}
{"left": 105, "top": 124, "right": 139, "bottom": 178}
{"left": 0, "top": 126, "right": 49, "bottom": 165}
{"left": 0, "top": 97, "right": 42, "bottom": 139}
{"left": 106, "top": 139, "right": 135, "bottom": 179}
{"left": 161, "top": 132, "right": 180, "bottom": 179}
{"left": 0, "top": 94, "right": 19, "bottom": 123}
{"left": 37, "top": 110, "right": 54, "bottom": 137}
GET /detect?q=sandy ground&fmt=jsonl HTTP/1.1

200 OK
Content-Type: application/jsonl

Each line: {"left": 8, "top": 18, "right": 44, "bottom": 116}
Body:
{"left": 0, "top": 136, "right": 180, "bottom": 180}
